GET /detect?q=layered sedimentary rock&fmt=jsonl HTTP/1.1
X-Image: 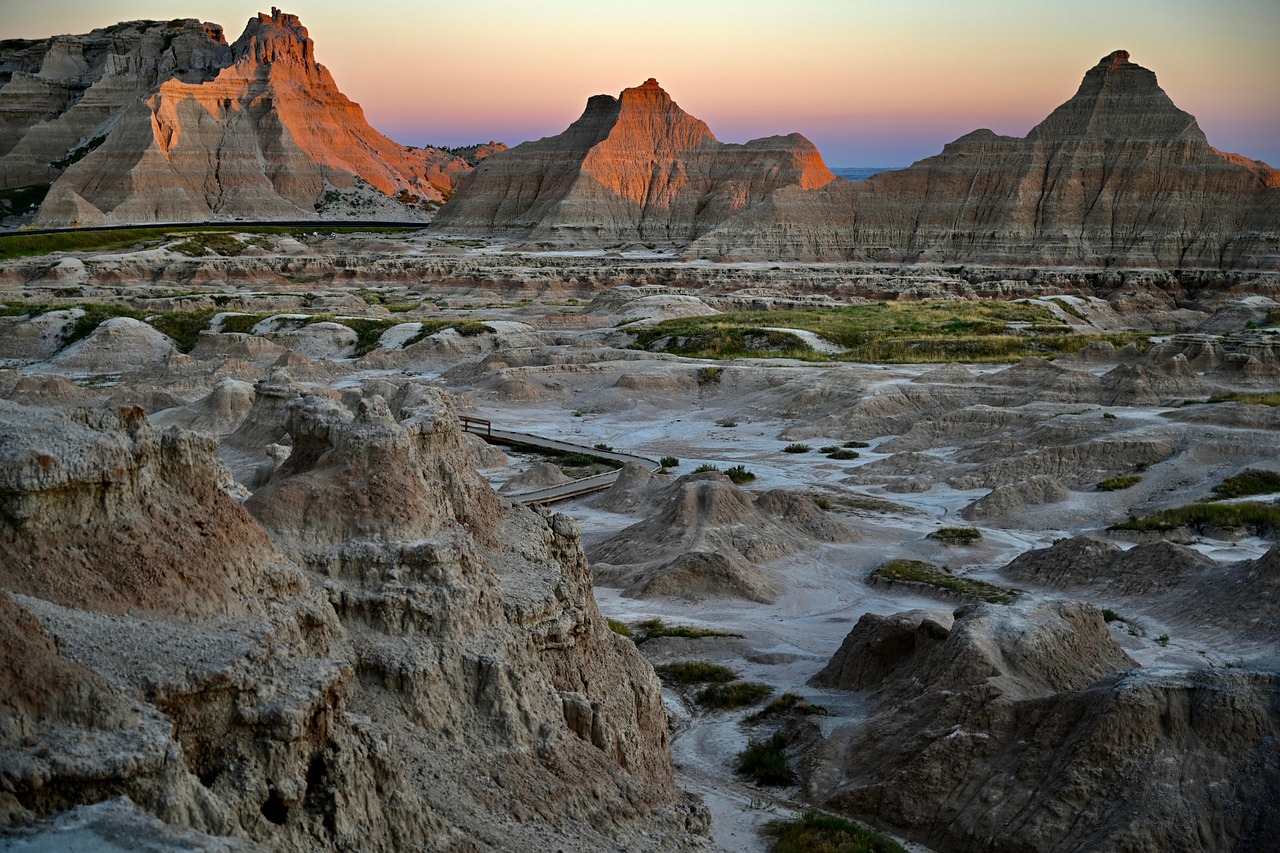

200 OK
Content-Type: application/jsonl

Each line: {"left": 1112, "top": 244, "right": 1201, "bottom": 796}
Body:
{"left": 695, "top": 51, "right": 1280, "bottom": 268}
{"left": 11, "top": 9, "right": 470, "bottom": 226}
{"left": 433, "top": 78, "right": 835, "bottom": 242}
{"left": 0, "top": 391, "right": 704, "bottom": 850}
{"left": 805, "top": 600, "right": 1280, "bottom": 852}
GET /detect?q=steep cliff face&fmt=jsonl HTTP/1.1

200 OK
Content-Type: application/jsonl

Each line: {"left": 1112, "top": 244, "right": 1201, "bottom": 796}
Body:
{"left": 14, "top": 9, "right": 470, "bottom": 227}
{"left": 0, "top": 389, "right": 701, "bottom": 850}
{"left": 434, "top": 78, "right": 835, "bottom": 242}
{"left": 695, "top": 51, "right": 1280, "bottom": 269}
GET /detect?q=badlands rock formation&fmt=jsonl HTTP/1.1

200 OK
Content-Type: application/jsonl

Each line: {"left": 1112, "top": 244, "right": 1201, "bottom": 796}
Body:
{"left": 433, "top": 78, "right": 836, "bottom": 243}
{"left": 3, "top": 10, "right": 470, "bottom": 227}
{"left": 806, "top": 601, "right": 1280, "bottom": 852}
{"left": 696, "top": 51, "right": 1280, "bottom": 268}
{"left": 0, "top": 390, "right": 707, "bottom": 850}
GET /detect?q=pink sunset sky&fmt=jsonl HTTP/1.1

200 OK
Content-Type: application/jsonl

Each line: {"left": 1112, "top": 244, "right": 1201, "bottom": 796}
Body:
{"left": 7, "top": 0, "right": 1279, "bottom": 166}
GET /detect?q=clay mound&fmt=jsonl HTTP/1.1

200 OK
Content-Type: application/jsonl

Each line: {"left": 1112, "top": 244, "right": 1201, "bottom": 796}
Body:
{"left": 592, "top": 461, "right": 663, "bottom": 512}
{"left": 246, "top": 391, "right": 500, "bottom": 561}
{"left": 951, "top": 438, "right": 1175, "bottom": 490}
{"left": 960, "top": 475, "right": 1070, "bottom": 520}
{"left": 150, "top": 378, "right": 255, "bottom": 437}
{"left": 613, "top": 551, "right": 779, "bottom": 604}
{"left": 0, "top": 401, "right": 286, "bottom": 617}
{"left": 188, "top": 330, "right": 288, "bottom": 364}
{"left": 463, "top": 432, "right": 508, "bottom": 468}
{"left": 3, "top": 374, "right": 103, "bottom": 408}
{"left": 910, "top": 363, "right": 977, "bottom": 384}
{"left": 0, "top": 308, "right": 83, "bottom": 361}
{"left": 500, "top": 461, "right": 571, "bottom": 494}
{"left": 878, "top": 406, "right": 1035, "bottom": 453}
{"left": 1001, "top": 536, "right": 1213, "bottom": 596}
{"left": 46, "top": 317, "right": 176, "bottom": 372}
{"left": 807, "top": 599, "right": 1278, "bottom": 852}
{"left": 1161, "top": 402, "right": 1280, "bottom": 431}
{"left": 1000, "top": 536, "right": 1126, "bottom": 587}
{"left": 809, "top": 609, "right": 954, "bottom": 691}
{"left": 587, "top": 472, "right": 851, "bottom": 602}
{"left": 265, "top": 321, "right": 357, "bottom": 360}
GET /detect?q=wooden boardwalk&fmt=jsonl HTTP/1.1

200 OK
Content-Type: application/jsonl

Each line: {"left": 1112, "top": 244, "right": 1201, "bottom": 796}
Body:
{"left": 461, "top": 416, "right": 662, "bottom": 505}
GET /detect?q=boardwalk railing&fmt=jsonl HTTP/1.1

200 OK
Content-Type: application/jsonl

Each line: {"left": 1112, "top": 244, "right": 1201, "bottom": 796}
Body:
{"left": 461, "top": 414, "right": 661, "bottom": 506}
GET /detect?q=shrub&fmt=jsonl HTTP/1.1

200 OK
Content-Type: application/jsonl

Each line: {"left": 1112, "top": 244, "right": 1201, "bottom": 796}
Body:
{"left": 819, "top": 445, "right": 842, "bottom": 454}
{"left": 1110, "top": 502, "right": 1280, "bottom": 534}
{"left": 755, "top": 692, "right": 827, "bottom": 718}
{"left": 718, "top": 419, "right": 738, "bottom": 427}
{"left": 606, "top": 619, "right": 632, "bottom": 638}
{"left": 633, "top": 618, "right": 743, "bottom": 643}
{"left": 812, "top": 496, "right": 831, "bottom": 510}
{"left": 697, "top": 366, "right": 722, "bottom": 383}
{"left": 842, "top": 440, "right": 870, "bottom": 448}
{"left": 735, "top": 732, "right": 794, "bottom": 786}
{"left": 826, "top": 449, "right": 860, "bottom": 460}
{"left": 654, "top": 661, "right": 738, "bottom": 686}
{"left": 1097, "top": 475, "right": 1141, "bottom": 491}
{"left": 1211, "top": 469, "right": 1280, "bottom": 500}
{"left": 783, "top": 443, "right": 811, "bottom": 454}
{"left": 1101, "top": 608, "right": 1121, "bottom": 623}
{"left": 929, "top": 527, "right": 983, "bottom": 544}
{"left": 725, "top": 465, "right": 756, "bottom": 484}
{"left": 693, "top": 463, "right": 720, "bottom": 474}
{"left": 696, "top": 681, "right": 773, "bottom": 710}
{"left": 660, "top": 456, "right": 680, "bottom": 468}
{"left": 593, "top": 443, "right": 614, "bottom": 452}
{"left": 871, "top": 559, "right": 1015, "bottom": 604}
{"left": 769, "top": 811, "right": 905, "bottom": 853}
{"left": 1156, "top": 634, "right": 1170, "bottom": 647}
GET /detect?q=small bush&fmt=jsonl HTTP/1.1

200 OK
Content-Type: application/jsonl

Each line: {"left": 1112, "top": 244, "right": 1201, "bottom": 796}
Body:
{"left": 696, "top": 681, "right": 773, "bottom": 710}
{"left": 634, "top": 618, "right": 743, "bottom": 643}
{"left": 1097, "top": 475, "right": 1141, "bottom": 491}
{"left": 1101, "top": 608, "right": 1121, "bottom": 623}
{"left": 1211, "top": 469, "right": 1280, "bottom": 500}
{"left": 693, "top": 463, "right": 720, "bottom": 474}
{"left": 593, "top": 443, "right": 614, "bottom": 452}
{"left": 826, "top": 449, "right": 860, "bottom": 460}
{"left": 654, "top": 661, "right": 738, "bottom": 686}
{"left": 698, "top": 366, "right": 723, "bottom": 384}
{"left": 755, "top": 692, "right": 827, "bottom": 719}
{"left": 1156, "top": 634, "right": 1170, "bottom": 647}
{"left": 1102, "top": 412, "right": 1118, "bottom": 420}
{"left": 842, "top": 440, "right": 870, "bottom": 448}
{"left": 783, "top": 443, "right": 812, "bottom": 454}
{"left": 660, "top": 456, "right": 680, "bottom": 468}
{"left": 1110, "top": 502, "right": 1280, "bottom": 534}
{"left": 725, "top": 465, "right": 756, "bottom": 484}
{"left": 819, "top": 445, "right": 842, "bottom": 454}
{"left": 718, "top": 419, "right": 738, "bottom": 428}
{"left": 735, "top": 732, "right": 794, "bottom": 786}
{"left": 769, "top": 811, "right": 906, "bottom": 853}
{"left": 606, "top": 619, "right": 632, "bottom": 638}
{"left": 929, "top": 527, "right": 983, "bottom": 545}
{"left": 871, "top": 559, "right": 1015, "bottom": 604}
{"left": 812, "top": 496, "right": 831, "bottom": 510}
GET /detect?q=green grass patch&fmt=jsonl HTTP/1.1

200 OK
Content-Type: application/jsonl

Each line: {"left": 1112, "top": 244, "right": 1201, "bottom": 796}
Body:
{"left": 402, "top": 318, "right": 493, "bottom": 346}
{"left": 1110, "top": 502, "right": 1280, "bottom": 534}
{"left": 0, "top": 224, "right": 420, "bottom": 260}
{"left": 605, "top": 618, "right": 632, "bottom": 638}
{"left": 1211, "top": 469, "right": 1280, "bottom": 500}
{"left": 1207, "top": 391, "right": 1280, "bottom": 408}
{"left": 769, "top": 811, "right": 905, "bottom": 853}
{"left": 928, "top": 526, "right": 983, "bottom": 545}
{"left": 633, "top": 618, "right": 743, "bottom": 643}
{"left": 696, "top": 681, "right": 773, "bottom": 710}
{"left": 654, "top": 660, "right": 738, "bottom": 686}
{"left": 871, "top": 559, "right": 1016, "bottom": 604}
{"left": 633, "top": 301, "right": 1152, "bottom": 363}
{"left": 659, "top": 456, "right": 680, "bottom": 468}
{"left": 783, "top": 443, "right": 812, "bottom": 454}
{"left": 736, "top": 732, "right": 794, "bottom": 786}
{"left": 1097, "top": 475, "right": 1142, "bottom": 491}
{"left": 751, "top": 692, "right": 828, "bottom": 721}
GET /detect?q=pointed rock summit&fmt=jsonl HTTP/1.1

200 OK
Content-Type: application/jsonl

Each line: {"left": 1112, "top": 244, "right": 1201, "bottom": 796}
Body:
{"left": 434, "top": 77, "right": 835, "bottom": 243}
{"left": 692, "top": 50, "right": 1279, "bottom": 268}
{"left": 6, "top": 9, "right": 471, "bottom": 226}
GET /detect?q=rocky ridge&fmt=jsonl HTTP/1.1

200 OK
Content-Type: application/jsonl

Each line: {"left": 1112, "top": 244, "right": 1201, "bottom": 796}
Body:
{"left": 433, "top": 78, "right": 835, "bottom": 243}
{"left": 2, "top": 9, "right": 471, "bottom": 227}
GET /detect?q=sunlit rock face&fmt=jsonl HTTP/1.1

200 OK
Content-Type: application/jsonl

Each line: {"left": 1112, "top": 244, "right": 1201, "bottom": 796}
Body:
{"left": 692, "top": 51, "right": 1280, "bottom": 268}
{"left": 433, "top": 77, "right": 836, "bottom": 243}
{"left": 15, "top": 9, "right": 469, "bottom": 226}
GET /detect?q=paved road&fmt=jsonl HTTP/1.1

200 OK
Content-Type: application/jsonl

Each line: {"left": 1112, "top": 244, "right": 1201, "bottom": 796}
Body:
{"left": 463, "top": 422, "right": 662, "bottom": 505}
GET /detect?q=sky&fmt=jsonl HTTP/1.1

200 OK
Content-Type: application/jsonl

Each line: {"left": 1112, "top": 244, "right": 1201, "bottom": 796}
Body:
{"left": 6, "top": 0, "right": 1279, "bottom": 166}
